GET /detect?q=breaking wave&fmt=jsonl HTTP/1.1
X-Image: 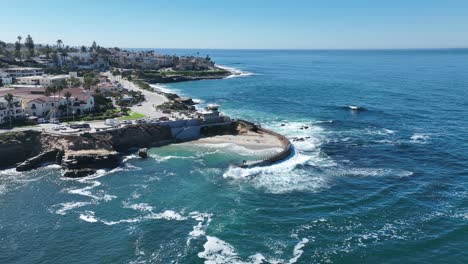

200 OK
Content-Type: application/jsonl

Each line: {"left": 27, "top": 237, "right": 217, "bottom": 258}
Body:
{"left": 216, "top": 64, "right": 255, "bottom": 79}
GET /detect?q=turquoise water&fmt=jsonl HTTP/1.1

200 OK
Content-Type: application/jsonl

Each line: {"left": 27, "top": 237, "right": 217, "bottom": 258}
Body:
{"left": 1, "top": 49, "right": 468, "bottom": 263}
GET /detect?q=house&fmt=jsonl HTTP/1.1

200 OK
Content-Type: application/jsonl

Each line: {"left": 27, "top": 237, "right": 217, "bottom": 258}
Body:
{"left": 16, "top": 72, "right": 81, "bottom": 86}
{"left": 0, "top": 67, "right": 44, "bottom": 78}
{"left": 0, "top": 96, "right": 23, "bottom": 124}
{"left": 0, "top": 71, "right": 13, "bottom": 86}
{"left": 16, "top": 74, "right": 69, "bottom": 86}
{"left": 22, "top": 88, "right": 94, "bottom": 117}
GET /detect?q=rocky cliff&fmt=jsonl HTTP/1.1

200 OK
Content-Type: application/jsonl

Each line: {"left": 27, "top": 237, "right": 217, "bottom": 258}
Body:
{"left": 0, "top": 124, "right": 173, "bottom": 177}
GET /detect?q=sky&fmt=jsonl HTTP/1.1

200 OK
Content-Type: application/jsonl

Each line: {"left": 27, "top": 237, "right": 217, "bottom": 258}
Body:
{"left": 1, "top": 0, "right": 467, "bottom": 49}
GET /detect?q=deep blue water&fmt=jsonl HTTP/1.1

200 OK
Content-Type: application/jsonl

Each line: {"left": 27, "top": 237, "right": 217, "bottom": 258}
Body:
{"left": 1, "top": 49, "right": 468, "bottom": 263}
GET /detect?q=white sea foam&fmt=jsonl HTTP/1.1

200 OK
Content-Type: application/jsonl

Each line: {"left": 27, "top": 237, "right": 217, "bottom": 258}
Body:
{"left": 123, "top": 201, "right": 154, "bottom": 212}
{"left": 149, "top": 83, "right": 177, "bottom": 94}
{"left": 216, "top": 64, "right": 255, "bottom": 79}
{"left": 410, "top": 133, "right": 430, "bottom": 143}
{"left": 100, "top": 209, "right": 188, "bottom": 226}
{"left": 330, "top": 167, "right": 413, "bottom": 178}
{"left": 53, "top": 201, "right": 95, "bottom": 215}
{"left": 79, "top": 211, "right": 98, "bottom": 223}
{"left": 197, "top": 236, "right": 309, "bottom": 264}
{"left": 197, "top": 142, "right": 283, "bottom": 157}
{"left": 150, "top": 154, "right": 195, "bottom": 162}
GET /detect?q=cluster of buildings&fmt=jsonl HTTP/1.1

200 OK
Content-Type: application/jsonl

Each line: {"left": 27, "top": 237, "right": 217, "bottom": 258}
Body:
{"left": 0, "top": 86, "right": 95, "bottom": 124}
{"left": 32, "top": 52, "right": 109, "bottom": 70}
{"left": 0, "top": 68, "right": 96, "bottom": 124}
{"left": 108, "top": 49, "right": 215, "bottom": 71}
{"left": 0, "top": 67, "right": 45, "bottom": 85}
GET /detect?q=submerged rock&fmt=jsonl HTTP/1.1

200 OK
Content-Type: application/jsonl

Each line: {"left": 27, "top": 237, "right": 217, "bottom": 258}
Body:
{"left": 138, "top": 148, "right": 148, "bottom": 159}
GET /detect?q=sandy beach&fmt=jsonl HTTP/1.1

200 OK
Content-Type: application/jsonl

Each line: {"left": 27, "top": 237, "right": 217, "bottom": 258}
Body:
{"left": 188, "top": 130, "right": 284, "bottom": 151}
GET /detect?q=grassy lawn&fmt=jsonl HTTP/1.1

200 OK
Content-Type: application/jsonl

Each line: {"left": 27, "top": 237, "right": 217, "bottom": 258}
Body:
{"left": 118, "top": 111, "right": 145, "bottom": 120}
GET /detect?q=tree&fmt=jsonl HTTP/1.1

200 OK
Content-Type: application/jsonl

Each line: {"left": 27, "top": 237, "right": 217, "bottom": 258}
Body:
{"left": 57, "top": 39, "right": 63, "bottom": 49}
{"left": 64, "top": 91, "right": 72, "bottom": 117}
{"left": 91, "top": 41, "right": 97, "bottom": 52}
{"left": 67, "top": 77, "right": 81, "bottom": 87}
{"left": 51, "top": 52, "right": 59, "bottom": 66}
{"left": 83, "top": 74, "right": 94, "bottom": 90}
{"left": 4, "top": 93, "right": 14, "bottom": 128}
{"left": 80, "top": 46, "right": 87, "bottom": 52}
{"left": 0, "top": 79, "right": 3, "bottom": 87}
{"left": 44, "top": 44, "right": 51, "bottom": 59}
{"left": 25, "top": 34, "right": 35, "bottom": 58}
{"left": 14, "top": 36, "right": 22, "bottom": 59}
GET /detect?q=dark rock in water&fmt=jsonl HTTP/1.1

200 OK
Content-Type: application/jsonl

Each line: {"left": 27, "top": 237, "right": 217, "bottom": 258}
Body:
{"left": 138, "top": 148, "right": 148, "bottom": 159}
{"left": 63, "top": 168, "right": 97, "bottom": 178}
{"left": 304, "top": 126, "right": 309, "bottom": 129}
{"left": 16, "top": 149, "right": 59, "bottom": 172}
{"left": 281, "top": 124, "right": 285, "bottom": 126}
{"left": 61, "top": 151, "right": 120, "bottom": 178}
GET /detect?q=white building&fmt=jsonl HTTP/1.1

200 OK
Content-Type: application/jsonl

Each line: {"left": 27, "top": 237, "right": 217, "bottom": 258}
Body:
{"left": 1, "top": 67, "right": 44, "bottom": 78}
{"left": 0, "top": 71, "right": 13, "bottom": 86}
{"left": 16, "top": 74, "right": 68, "bottom": 86}
{"left": 0, "top": 96, "right": 23, "bottom": 124}
{"left": 196, "top": 104, "right": 230, "bottom": 123}
{"left": 22, "top": 88, "right": 94, "bottom": 118}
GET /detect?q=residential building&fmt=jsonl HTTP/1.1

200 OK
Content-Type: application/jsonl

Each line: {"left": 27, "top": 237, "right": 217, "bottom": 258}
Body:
{"left": 0, "top": 71, "right": 13, "bottom": 86}
{"left": 1, "top": 67, "right": 44, "bottom": 78}
{"left": 0, "top": 96, "right": 23, "bottom": 124}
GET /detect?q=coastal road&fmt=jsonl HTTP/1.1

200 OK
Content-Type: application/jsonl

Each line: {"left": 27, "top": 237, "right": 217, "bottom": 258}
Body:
{"left": 105, "top": 73, "right": 168, "bottom": 118}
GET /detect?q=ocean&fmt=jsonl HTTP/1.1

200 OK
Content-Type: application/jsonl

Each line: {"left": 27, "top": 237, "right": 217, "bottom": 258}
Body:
{"left": 1, "top": 49, "right": 467, "bottom": 263}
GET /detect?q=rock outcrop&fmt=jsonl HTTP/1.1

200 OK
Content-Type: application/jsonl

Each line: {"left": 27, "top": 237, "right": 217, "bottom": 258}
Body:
{"left": 0, "top": 131, "right": 43, "bottom": 168}
{"left": 0, "top": 124, "right": 174, "bottom": 177}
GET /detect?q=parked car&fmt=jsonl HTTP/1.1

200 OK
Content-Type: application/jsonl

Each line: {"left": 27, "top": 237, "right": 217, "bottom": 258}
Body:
{"left": 37, "top": 118, "right": 49, "bottom": 124}
{"left": 69, "top": 123, "right": 90, "bottom": 129}
{"left": 137, "top": 103, "right": 143, "bottom": 106}
{"left": 159, "top": 116, "right": 169, "bottom": 121}
{"left": 120, "top": 120, "right": 132, "bottom": 125}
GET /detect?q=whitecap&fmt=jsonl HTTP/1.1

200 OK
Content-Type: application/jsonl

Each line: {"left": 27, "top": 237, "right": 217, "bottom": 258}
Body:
{"left": 410, "top": 133, "right": 430, "bottom": 143}
{"left": 123, "top": 201, "right": 154, "bottom": 212}
{"left": 197, "top": 236, "right": 309, "bottom": 264}
{"left": 196, "top": 142, "right": 283, "bottom": 157}
{"left": 52, "top": 201, "right": 95, "bottom": 215}
{"left": 79, "top": 211, "right": 98, "bottom": 223}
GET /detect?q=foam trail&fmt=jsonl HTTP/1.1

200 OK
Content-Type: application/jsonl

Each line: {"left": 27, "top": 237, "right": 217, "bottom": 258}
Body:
{"left": 216, "top": 64, "right": 255, "bottom": 79}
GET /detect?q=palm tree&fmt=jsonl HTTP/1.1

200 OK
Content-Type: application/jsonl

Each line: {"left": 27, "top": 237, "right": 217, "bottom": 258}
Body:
{"left": 17, "top": 36, "right": 22, "bottom": 43}
{"left": 64, "top": 91, "right": 72, "bottom": 117}
{"left": 57, "top": 39, "right": 63, "bottom": 49}
{"left": 4, "top": 93, "right": 14, "bottom": 128}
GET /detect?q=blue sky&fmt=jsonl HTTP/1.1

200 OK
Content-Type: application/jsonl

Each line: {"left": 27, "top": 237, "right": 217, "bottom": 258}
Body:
{"left": 1, "top": 0, "right": 467, "bottom": 49}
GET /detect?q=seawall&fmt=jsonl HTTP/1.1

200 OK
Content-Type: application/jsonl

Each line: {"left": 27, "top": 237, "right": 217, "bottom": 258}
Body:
{"left": 235, "top": 120, "right": 293, "bottom": 168}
